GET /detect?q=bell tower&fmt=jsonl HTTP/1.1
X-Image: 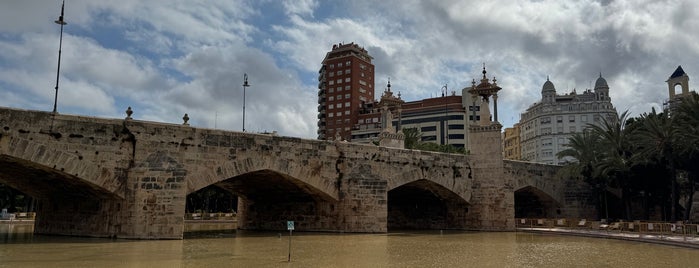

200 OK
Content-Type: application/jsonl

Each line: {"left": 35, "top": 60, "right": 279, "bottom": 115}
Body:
{"left": 667, "top": 65, "right": 690, "bottom": 99}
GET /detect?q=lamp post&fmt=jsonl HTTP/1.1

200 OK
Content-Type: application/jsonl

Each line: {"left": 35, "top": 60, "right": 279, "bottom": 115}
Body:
{"left": 53, "top": 0, "right": 67, "bottom": 114}
{"left": 242, "top": 73, "right": 250, "bottom": 132}
{"left": 442, "top": 84, "right": 448, "bottom": 145}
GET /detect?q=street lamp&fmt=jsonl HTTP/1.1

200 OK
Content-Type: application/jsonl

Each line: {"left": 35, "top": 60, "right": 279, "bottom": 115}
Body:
{"left": 242, "top": 73, "right": 250, "bottom": 132}
{"left": 442, "top": 84, "right": 448, "bottom": 145}
{"left": 53, "top": 0, "right": 67, "bottom": 114}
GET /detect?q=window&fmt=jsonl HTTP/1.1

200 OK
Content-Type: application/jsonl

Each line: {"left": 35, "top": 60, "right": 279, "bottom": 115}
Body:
{"left": 329, "top": 87, "right": 334, "bottom": 93}
{"left": 328, "top": 113, "right": 333, "bottom": 118}
{"left": 329, "top": 96, "right": 334, "bottom": 101}
{"left": 336, "top": 112, "right": 341, "bottom": 117}
{"left": 361, "top": 72, "right": 365, "bottom": 77}
{"left": 557, "top": 116, "right": 563, "bottom": 123}
{"left": 421, "top": 126, "right": 437, "bottom": 132}
{"left": 337, "top": 70, "right": 343, "bottom": 75}
{"left": 373, "top": 117, "right": 379, "bottom": 123}
{"left": 345, "top": 94, "right": 350, "bottom": 99}
{"left": 569, "top": 126, "right": 576, "bottom": 133}
{"left": 346, "top": 69, "right": 351, "bottom": 74}
{"left": 557, "top": 127, "right": 563, "bottom": 133}
{"left": 469, "top": 106, "right": 480, "bottom": 111}
{"left": 338, "top": 62, "right": 343, "bottom": 67}
{"left": 337, "top": 95, "right": 343, "bottom": 100}
{"left": 337, "top": 103, "right": 343, "bottom": 108}
{"left": 346, "top": 61, "right": 351, "bottom": 66}
{"left": 345, "top": 77, "right": 350, "bottom": 82}
{"left": 329, "top": 104, "right": 334, "bottom": 109}
{"left": 345, "top": 86, "right": 350, "bottom": 91}
{"left": 359, "top": 87, "right": 366, "bottom": 93}
{"left": 345, "top": 102, "right": 350, "bottom": 107}
{"left": 336, "top": 79, "right": 342, "bottom": 84}
{"left": 359, "top": 80, "right": 367, "bottom": 86}
{"left": 569, "top": 115, "right": 575, "bottom": 122}
{"left": 360, "top": 96, "right": 367, "bottom": 102}
{"left": 329, "top": 80, "right": 334, "bottom": 85}
{"left": 582, "top": 115, "right": 588, "bottom": 122}
{"left": 329, "top": 64, "right": 334, "bottom": 69}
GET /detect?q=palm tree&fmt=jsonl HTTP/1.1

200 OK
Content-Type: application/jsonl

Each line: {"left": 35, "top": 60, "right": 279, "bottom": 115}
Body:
{"left": 631, "top": 108, "right": 681, "bottom": 221}
{"left": 589, "top": 111, "right": 635, "bottom": 219}
{"left": 557, "top": 130, "right": 607, "bottom": 218}
{"left": 402, "top": 128, "right": 422, "bottom": 149}
{"left": 675, "top": 92, "right": 699, "bottom": 220}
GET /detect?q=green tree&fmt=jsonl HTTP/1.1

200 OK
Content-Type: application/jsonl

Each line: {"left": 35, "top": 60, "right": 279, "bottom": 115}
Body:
{"left": 402, "top": 128, "right": 422, "bottom": 149}
{"left": 557, "top": 130, "right": 608, "bottom": 218}
{"left": 675, "top": 92, "right": 699, "bottom": 220}
{"left": 631, "top": 108, "right": 681, "bottom": 221}
{"left": 589, "top": 111, "right": 635, "bottom": 219}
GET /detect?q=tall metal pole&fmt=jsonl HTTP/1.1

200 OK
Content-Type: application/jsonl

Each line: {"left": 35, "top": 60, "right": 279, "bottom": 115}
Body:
{"left": 242, "top": 73, "right": 250, "bottom": 132}
{"left": 442, "top": 84, "right": 448, "bottom": 145}
{"left": 53, "top": 0, "right": 67, "bottom": 114}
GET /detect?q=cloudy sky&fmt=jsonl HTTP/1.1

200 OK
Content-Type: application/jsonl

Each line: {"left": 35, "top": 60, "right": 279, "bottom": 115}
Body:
{"left": 1, "top": 0, "right": 697, "bottom": 138}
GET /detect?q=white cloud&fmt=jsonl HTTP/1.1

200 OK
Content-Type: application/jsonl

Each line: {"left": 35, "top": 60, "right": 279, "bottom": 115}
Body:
{"left": 2, "top": 0, "right": 699, "bottom": 139}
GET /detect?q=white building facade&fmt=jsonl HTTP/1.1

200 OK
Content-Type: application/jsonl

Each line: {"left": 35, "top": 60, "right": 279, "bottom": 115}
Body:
{"left": 519, "top": 75, "right": 618, "bottom": 164}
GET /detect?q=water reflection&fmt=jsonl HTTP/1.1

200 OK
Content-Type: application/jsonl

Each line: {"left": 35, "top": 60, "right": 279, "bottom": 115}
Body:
{"left": 0, "top": 223, "right": 697, "bottom": 268}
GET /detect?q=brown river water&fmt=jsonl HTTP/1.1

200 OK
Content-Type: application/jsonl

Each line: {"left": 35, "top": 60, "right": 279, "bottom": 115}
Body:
{"left": 1, "top": 222, "right": 698, "bottom": 267}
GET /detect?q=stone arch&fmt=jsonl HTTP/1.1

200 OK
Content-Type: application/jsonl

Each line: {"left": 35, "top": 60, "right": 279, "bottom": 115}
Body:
{"left": 514, "top": 186, "right": 561, "bottom": 218}
{"left": 185, "top": 156, "right": 338, "bottom": 201}
{"left": 385, "top": 165, "right": 472, "bottom": 204}
{"left": 388, "top": 179, "right": 470, "bottom": 230}
{"left": 0, "top": 137, "right": 125, "bottom": 199}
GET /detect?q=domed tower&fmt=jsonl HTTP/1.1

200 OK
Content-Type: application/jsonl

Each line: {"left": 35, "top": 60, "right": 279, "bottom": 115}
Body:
{"left": 594, "top": 73, "right": 610, "bottom": 101}
{"left": 541, "top": 76, "right": 556, "bottom": 103}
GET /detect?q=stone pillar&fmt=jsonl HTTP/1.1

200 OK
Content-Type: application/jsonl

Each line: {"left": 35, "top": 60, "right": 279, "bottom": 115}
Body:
{"left": 121, "top": 151, "right": 187, "bottom": 239}
{"left": 467, "top": 122, "right": 514, "bottom": 230}
{"left": 493, "top": 94, "right": 498, "bottom": 122}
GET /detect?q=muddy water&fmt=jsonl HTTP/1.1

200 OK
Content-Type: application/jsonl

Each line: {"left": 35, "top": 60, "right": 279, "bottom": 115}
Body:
{"left": 1, "top": 223, "right": 697, "bottom": 267}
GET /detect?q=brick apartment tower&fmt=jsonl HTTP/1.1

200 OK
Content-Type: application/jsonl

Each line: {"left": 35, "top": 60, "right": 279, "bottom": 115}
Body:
{"left": 318, "top": 43, "right": 374, "bottom": 141}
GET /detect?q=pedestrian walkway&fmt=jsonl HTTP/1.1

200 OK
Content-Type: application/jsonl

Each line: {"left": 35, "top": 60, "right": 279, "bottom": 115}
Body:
{"left": 518, "top": 226, "right": 699, "bottom": 249}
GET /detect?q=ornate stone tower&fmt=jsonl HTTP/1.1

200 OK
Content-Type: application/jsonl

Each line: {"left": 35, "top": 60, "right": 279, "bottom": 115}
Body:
{"left": 465, "top": 65, "right": 513, "bottom": 229}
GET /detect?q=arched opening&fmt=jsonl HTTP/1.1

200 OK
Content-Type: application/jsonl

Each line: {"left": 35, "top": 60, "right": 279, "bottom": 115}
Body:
{"left": 673, "top": 83, "right": 683, "bottom": 96}
{"left": 514, "top": 186, "right": 559, "bottom": 218}
{"left": 0, "top": 183, "right": 36, "bottom": 220}
{"left": 0, "top": 155, "right": 123, "bottom": 237}
{"left": 208, "top": 169, "right": 336, "bottom": 231}
{"left": 388, "top": 179, "right": 469, "bottom": 230}
{"left": 185, "top": 185, "right": 237, "bottom": 214}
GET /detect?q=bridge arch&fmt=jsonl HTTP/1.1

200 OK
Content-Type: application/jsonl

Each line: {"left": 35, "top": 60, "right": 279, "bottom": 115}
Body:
{"left": 514, "top": 186, "right": 561, "bottom": 218}
{"left": 388, "top": 179, "right": 470, "bottom": 230}
{"left": 186, "top": 155, "right": 338, "bottom": 201}
{"left": 0, "top": 137, "right": 127, "bottom": 197}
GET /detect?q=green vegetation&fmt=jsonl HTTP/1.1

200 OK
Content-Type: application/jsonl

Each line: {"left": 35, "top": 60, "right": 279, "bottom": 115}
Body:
{"left": 402, "top": 127, "right": 468, "bottom": 154}
{"left": 558, "top": 93, "right": 699, "bottom": 221}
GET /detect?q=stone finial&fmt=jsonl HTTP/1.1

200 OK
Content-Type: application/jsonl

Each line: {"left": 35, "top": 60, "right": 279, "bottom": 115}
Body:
{"left": 125, "top": 107, "right": 133, "bottom": 120}
{"left": 183, "top": 113, "right": 190, "bottom": 126}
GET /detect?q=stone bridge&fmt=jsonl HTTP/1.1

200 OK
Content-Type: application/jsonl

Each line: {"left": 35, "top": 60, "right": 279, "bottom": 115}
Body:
{"left": 0, "top": 107, "right": 520, "bottom": 239}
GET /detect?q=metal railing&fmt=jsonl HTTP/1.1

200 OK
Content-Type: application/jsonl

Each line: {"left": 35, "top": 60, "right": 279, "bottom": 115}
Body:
{"left": 185, "top": 212, "right": 236, "bottom": 221}
{"left": 516, "top": 218, "right": 699, "bottom": 240}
